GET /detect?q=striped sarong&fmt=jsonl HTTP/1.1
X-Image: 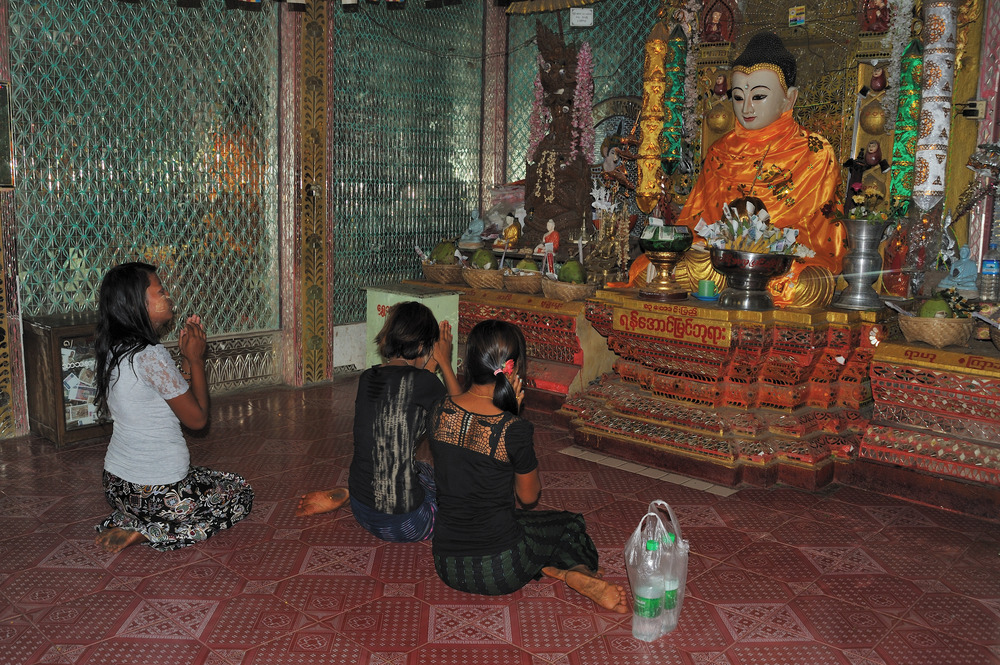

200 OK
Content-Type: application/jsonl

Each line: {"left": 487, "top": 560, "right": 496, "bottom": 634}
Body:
{"left": 433, "top": 509, "right": 599, "bottom": 596}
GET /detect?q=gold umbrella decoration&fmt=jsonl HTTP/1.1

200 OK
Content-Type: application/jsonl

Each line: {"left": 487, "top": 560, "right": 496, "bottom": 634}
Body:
{"left": 506, "top": 0, "right": 602, "bottom": 15}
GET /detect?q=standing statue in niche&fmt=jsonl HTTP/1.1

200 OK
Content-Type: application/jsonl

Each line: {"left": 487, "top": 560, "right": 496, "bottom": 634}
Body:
{"left": 702, "top": 10, "right": 727, "bottom": 43}
{"left": 860, "top": 0, "right": 891, "bottom": 33}
{"left": 524, "top": 22, "right": 593, "bottom": 250}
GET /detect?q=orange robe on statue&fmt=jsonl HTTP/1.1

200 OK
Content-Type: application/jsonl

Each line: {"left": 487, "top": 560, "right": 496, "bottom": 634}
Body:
{"left": 628, "top": 111, "right": 846, "bottom": 301}
{"left": 677, "top": 110, "right": 845, "bottom": 279}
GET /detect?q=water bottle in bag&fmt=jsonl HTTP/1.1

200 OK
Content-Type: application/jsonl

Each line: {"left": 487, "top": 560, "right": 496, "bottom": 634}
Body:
{"left": 660, "top": 532, "right": 680, "bottom": 634}
{"left": 631, "top": 539, "right": 665, "bottom": 642}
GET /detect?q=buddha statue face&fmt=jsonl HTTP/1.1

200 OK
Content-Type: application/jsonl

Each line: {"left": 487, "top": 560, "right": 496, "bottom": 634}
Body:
{"left": 730, "top": 67, "right": 798, "bottom": 130}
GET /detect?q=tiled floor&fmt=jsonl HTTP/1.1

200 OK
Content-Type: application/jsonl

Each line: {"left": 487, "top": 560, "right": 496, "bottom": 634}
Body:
{"left": 2, "top": 377, "right": 999, "bottom": 664}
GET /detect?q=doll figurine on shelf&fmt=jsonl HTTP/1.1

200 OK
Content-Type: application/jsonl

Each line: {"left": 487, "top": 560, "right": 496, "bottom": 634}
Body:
{"left": 712, "top": 74, "right": 728, "bottom": 97}
{"left": 844, "top": 141, "right": 890, "bottom": 214}
{"left": 870, "top": 67, "right": 887, "bottom": 91}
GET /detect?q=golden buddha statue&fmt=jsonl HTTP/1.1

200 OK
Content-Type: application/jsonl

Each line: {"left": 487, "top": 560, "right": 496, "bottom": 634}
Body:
{"left": 494, "top": 213, "right": 522, "bottom": 250}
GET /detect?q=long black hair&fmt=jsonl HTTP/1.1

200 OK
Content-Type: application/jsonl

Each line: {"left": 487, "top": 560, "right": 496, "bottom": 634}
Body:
{"left": 463, "top": 319, "right": 527, "bottom": 414}
{"left": 94, "top": 262, "right": 161, "bottom": 418}
{"left": 375, "top": 301, "right": 440, "bottom": 361}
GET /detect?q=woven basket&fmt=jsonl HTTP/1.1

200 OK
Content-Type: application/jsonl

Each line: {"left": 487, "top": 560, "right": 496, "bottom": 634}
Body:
{"left": 541, "top": 278, "right": 598, "bottom": 302}
{"left": 503, "top": 271, "right": 542, "bottom": 294}
{"left": 989, "top": 315, "right": 1000, "bottom": 353}
{"left": 898, "top": 315, "right": 975, "bottom": 349}
{"left": 462, "top": 268, "right": 504, "bottom": 290}
{"left": 421, "top": 262, "right": 463, "bottom": 285}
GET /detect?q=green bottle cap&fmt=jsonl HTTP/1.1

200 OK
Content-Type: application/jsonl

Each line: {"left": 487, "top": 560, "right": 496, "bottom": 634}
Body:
{"left": 663, "top": 533, "right": 676, "bottom": 544}
{"left": 645, "top": 539, "right": 659, "bottom": 551}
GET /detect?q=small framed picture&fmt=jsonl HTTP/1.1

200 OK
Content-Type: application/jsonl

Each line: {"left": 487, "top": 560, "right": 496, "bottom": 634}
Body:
{"left": 788, "top": 6, "right": 806, "bottom": 27}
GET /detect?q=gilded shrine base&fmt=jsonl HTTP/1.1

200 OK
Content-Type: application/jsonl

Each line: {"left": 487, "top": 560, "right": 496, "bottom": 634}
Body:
{"left": 563, "top": 288, "right": 884, "bottom": 491}
{"left": 857, "top": 340, "right": 1000, "bottom": 517}
{"left": 565, "top": 288, "right": 1000, "bottom": 517}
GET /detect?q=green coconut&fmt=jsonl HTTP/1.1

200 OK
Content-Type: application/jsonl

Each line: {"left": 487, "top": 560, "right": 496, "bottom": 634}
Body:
{"left": 430, "top": 241, "right": 457, "bottom": 265}
{"left": 515, "top": 258, "right": 539, "bottom": 272}
{"left": 558, "top": 259, "right": 586, "bottom": 284}
{"left": 470, "top": 249, "right": 496, "bottom": 270}
{"left": 919, "top": 296, "right": 952, "bottom": 318}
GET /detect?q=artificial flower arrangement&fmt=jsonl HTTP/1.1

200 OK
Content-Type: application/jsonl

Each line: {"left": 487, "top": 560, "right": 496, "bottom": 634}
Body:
{"left": 847, "top": 182, "right": 892, "bottom": 224}
{"left": 694, "top": 197, "right": 816, "bottom": 257}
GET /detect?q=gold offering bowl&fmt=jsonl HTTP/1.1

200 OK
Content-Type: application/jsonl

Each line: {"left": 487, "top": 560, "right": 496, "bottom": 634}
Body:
{"left": 637, "top": 225, "right": 693, "bottom": 301}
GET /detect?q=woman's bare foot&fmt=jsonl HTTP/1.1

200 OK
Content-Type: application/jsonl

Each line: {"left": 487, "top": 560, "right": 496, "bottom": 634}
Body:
{"left": 542, "top": 566, "right": 628, "bottom": 613}
{"left": 95, "top": 528, "right": 147, "bottom": 553}
{"left": 569, "top": 564, "right": 605, "bottom": 579}
{"left": 295, "top": 488, "right": 349, "bottom": 517}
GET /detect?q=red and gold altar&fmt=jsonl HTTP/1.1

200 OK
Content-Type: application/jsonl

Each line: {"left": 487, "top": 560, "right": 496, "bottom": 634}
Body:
{"left": 406, "top": 1, "right": 1000, "bottom": 520}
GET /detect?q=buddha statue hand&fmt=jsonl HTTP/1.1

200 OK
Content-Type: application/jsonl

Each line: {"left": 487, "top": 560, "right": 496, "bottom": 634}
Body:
{"left": 768, "top": 262, "right": 836, "bottom": 308}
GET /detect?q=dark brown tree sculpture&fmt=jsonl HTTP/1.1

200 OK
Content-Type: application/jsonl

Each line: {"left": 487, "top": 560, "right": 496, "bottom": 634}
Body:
{"left": 524, "top": 22, "right": 593, "bottom": 251}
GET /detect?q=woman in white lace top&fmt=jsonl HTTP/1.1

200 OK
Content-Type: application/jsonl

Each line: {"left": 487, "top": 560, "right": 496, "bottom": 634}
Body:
{"left": 93, "top": 262, "right": 253, "bottom": 552}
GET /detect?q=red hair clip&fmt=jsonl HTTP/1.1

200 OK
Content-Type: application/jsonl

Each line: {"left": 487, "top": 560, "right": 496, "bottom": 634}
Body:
{"left": 493, "top": 359, "right": 515, "bottom": 377}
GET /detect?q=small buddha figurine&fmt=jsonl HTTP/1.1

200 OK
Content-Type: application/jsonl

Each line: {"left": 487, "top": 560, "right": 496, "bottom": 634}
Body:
{"left": 494, "top": 213, "right": 521, "bottom": 250}
{"left": 703, "top": 10, "right": 725, "bottom": 43}
{"left": 458, "top": 209, "right": 486, "bottom": 250}
{"left": 534, "top": 219, "right": 560, "bottom": 254}
{"left": 860, "top": 0, "right": 891, "bottom": 33}
{"left": 938, "top": 244, "right": 979, "bottom": 297}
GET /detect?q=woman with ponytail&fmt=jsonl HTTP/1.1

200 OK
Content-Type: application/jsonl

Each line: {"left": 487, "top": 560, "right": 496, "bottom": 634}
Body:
{"left": 428, "top": 320, "right": 626, "bottom": 613}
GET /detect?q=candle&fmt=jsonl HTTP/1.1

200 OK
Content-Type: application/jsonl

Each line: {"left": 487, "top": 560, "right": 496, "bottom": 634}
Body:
{"left": 577, "top": 237, "right": 584, "bottom": 263}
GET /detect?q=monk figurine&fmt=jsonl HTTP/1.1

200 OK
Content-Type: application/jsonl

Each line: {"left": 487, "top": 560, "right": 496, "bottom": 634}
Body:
{"left": 638, "top": 32, "right": 845, "bottom": 308}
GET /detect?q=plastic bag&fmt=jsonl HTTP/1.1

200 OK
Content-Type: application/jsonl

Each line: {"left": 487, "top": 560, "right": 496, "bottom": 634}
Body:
{"left": 624, "top": 500, "right": 690, "bottom": 640}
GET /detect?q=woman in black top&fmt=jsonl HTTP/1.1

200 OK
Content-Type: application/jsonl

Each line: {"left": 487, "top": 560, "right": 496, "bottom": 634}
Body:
{"left": 428, "top": 320, "right": 626, "bottom": 613}
{"left": 297, "top": 301, "right": 460, "bottom": 543}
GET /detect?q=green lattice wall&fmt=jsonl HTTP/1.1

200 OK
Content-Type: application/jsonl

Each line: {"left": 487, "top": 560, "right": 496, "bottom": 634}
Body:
{"left": 507, "top": 1, "right": 660, "bottom": 180}
{"left": 10, "top": 1, "right": 279, "bottom": 336}
{"left": 331, "top": 4, "right": 484, "bottom": 324}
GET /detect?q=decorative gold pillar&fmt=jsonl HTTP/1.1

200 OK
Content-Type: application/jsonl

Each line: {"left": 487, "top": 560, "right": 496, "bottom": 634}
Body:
{"left": 298, "top": 1, "right": 332, "bottom": 384}
{"left": 944, "top": 0, "right": 987, "bottom": 250}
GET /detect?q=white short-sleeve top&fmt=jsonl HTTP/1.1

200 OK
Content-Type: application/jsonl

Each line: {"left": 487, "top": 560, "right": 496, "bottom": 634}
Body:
{"left": 103, "top": 344, "right": 191, "bottom": 485}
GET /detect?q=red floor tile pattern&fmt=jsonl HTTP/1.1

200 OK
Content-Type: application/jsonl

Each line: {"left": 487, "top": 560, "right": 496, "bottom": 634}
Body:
{"left": 2, "top": 380, "right": 999, "bottom": 664}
